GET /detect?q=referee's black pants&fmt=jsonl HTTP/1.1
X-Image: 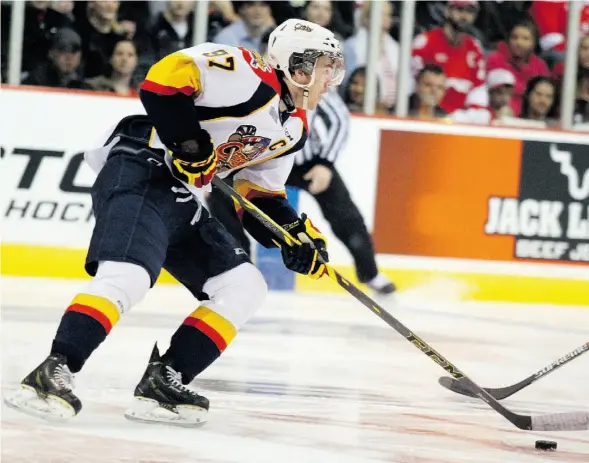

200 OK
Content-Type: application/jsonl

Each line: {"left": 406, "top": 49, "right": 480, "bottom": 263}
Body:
{"left": 207, "top": 164, "right": 379, "bottom": 283}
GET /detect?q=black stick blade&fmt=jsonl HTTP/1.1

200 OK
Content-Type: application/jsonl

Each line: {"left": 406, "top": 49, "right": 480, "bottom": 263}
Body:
{"left": 439, "top": 376, "right": 526, "bottom": 400}
{"left": 438, "top": 376, "right": 479, "bottom": 397}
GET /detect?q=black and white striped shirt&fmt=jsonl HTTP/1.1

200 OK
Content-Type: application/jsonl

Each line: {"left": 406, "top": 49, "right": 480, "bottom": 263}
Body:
{"left": 295, "top": 88, "right": 350, "bottom": 167}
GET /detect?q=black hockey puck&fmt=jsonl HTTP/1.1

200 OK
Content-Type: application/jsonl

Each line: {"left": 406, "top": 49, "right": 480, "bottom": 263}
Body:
{"left": 535, "top": 440, "right": 557, "bottom": 451}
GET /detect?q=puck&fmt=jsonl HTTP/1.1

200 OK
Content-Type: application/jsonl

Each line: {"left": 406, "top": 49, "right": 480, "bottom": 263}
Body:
{"left": 535, "top": 440, "right": 557, "bottom": 451}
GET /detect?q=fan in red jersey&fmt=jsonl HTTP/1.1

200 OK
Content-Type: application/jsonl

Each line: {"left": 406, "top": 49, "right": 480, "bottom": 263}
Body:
{"left": 530, "top": 0, "right": 589, "bottom": 54}
{"left": 411, "top": 0, "right": 486, "bottom": 115}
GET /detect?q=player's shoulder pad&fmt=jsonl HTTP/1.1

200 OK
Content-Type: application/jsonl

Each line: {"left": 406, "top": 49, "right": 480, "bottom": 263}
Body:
{"left": 177, "top": 42, "right": 281, "bottom": 105}
{"left": 177, "top": 42, "right": 243, "bottom": 66}
{"left": 238, "top": 46, "right": 281, "bottom": 95}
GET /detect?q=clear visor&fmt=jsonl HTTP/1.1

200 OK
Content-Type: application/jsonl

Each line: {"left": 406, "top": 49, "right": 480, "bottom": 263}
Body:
{"left": 315, "top": 52, "right": 345, "bottom": 87}
{"left": 294, "top": 49, "right": 345, "bottom": 88}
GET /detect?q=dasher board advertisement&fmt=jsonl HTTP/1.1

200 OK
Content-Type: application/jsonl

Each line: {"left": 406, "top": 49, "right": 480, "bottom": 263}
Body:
{"left": 374, "top": 131, "right": 589, "bottom": 264}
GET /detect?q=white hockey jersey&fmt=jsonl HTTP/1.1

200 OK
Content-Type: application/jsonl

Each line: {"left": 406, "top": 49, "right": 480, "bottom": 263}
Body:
{"left": 87, "top": 42, "right": 308, "bottom": 201}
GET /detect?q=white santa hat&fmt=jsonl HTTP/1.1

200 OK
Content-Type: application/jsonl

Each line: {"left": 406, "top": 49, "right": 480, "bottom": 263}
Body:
{"left": 487, "top": 69, "right": 516, "bottom": 90}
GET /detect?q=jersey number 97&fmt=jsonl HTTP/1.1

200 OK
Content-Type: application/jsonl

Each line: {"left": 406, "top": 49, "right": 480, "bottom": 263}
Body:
{"left": 203, "top": 49, "right": 236, "bottom": 72}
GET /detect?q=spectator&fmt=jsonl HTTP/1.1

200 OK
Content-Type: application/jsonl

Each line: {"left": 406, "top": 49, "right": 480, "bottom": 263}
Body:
{"left": 303, "top": 1, "right": 332, "bottom": 28}
{"left": 405, "top": 64, "right": 448, "bottom": 119}
{"left": 530, "top": 0, "right": 589, "bottom": 66}
{"left": 118, "top": 1, "right": 151, "bottom": 41}
{"left": 411, "top": 0, "right": 486, "bottom": 114}
{"left": 487, "top": 68, "right": 516, "bottom": 122}
{"left": 486, "top": 19, "right": 549, "bottom": 117}
{"left": 20, "top": 1, "right": 74, "bottom": 76}
{"left": 51, "top": 1, "right": 75, "bottom": 22}
{"left": 342, "top": 67, "right": 389, "bottom": 115}
{"left": 520, "top": 76, "right": 558, "bottom": 127}
{"left": 573, "top": 35, "right": 589, "bottom": 124}
{"left": 86, "top": 39, "right": 138, "bottom": 96}
{"left": 213, "top": 1, "right": 273, "bottom": 52}
{"left": 75, "top": 1, "right": 127, "bottom": 79}
{"left": 343, "top": 67, "right": 366, "bottom": 113}
{"left": 344, "top": 1, "right": 399, "bottom": 109}
{"left": 208, "top": 1, "right": 241, "bottom": 41}
{"left": 22, "top": 28, "right": 90, "bottom": 90}
{"left": 301, "top": 1, "right": 348, "bottom": 40}
{"left": 144, "top": 1, "right": 195, "bottom": 62}
{"left": 211, "top": 1, "right": 241, "bottom": 23}
{"left": 472, "top": 1, "right": 532, "bottom": 51}
{"left": 553, "top": 34, "right": 589, "bottom": 85}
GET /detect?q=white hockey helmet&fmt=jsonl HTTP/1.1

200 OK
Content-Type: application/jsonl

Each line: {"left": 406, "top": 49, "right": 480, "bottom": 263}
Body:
{"left": 266, "top": 19, "right": 345, "bottom": 91}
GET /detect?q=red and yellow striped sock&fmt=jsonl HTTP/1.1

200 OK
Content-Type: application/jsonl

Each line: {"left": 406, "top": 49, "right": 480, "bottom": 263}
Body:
{"left": 163, "top": 305, "right": 237, "bottom": 383}
{"left": 65, "top": 294, "right": 121, "bottom": 334}
{"left": 182, "top": 306, "right": 237, "bottom": 352}
{"left": 51, "top": 294, "right": 122, "bottom": 372}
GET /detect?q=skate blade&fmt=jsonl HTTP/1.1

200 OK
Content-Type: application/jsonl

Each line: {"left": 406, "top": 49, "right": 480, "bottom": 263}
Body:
{"left": 4, "top": 385, "right": 76, "bottom": 423}
{"left": 124, "top": 397, "right": 208, "bottom": 428}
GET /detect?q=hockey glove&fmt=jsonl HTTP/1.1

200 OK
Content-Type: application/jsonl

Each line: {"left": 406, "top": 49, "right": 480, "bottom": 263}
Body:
{"left": 169, "top": 129, "right": 217, "bottom": 188}
{"left": 281, "top": 214, "right": 328, "bottom": 279}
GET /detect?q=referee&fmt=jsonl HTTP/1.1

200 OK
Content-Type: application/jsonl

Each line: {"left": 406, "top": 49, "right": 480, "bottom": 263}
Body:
{"left": 207, "top": 31, "right": 396, "bottom": 295}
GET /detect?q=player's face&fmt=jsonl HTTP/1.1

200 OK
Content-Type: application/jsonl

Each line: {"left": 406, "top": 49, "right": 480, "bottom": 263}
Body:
{"left": 416, "top": 71, "right": 446, "bottom": 107}
{"left": 292, "top": 55, "right": 344, "bottom": 109}
{"left": 489, "top": 85, "right": 513, "bottom": 110}
{"left": 509, "top": 26, "right": 535, "bottom": 59}
{"left": 305, "top": 1, "right": 332, "bottom": 27}
{"left": 111, "top": 41, "right": 137, "bottom": 75}
{"left": 529, "top": 82, "right": 554, "bottom": 117}
{"left": 579, "top": 36, "right": 589, "bottom": 69}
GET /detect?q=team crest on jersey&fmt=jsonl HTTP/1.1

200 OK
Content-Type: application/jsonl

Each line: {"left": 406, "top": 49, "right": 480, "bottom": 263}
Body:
{"left": 216, "top": 125, "right": 272, "bottom": 170}
{"left": 249, "top": 50, "right": 272, "bottom": 73}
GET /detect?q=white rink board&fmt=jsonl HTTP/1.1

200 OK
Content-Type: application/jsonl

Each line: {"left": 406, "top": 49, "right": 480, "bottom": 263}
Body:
{"left": 2, "top": 87, "right": 589, "bottom": 264}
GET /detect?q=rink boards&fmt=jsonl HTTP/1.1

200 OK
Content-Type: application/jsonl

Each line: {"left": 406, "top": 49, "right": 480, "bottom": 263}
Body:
{"left": 1, "top": 87, "right": 588, "bottom": 306}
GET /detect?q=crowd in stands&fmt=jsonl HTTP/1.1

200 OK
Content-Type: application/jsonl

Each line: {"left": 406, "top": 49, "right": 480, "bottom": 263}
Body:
{"left": 2, "top": 0, "right": 589, "bottom": 129}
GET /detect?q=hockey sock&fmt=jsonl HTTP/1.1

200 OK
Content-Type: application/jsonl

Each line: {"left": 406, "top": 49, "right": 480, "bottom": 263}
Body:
{"left": 51, "top": 294, "right": 121, "bottom": 373}
{"left": 162, "top": 305, "right": 237, "bottom": 384}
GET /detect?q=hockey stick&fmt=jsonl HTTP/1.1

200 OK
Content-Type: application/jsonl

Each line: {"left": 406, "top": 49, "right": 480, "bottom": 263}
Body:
{"left": 439, "top": 341, "right": 589, "bottom": 400}
{"left": 212, "top": 176, "right": 589, "bottom": 432}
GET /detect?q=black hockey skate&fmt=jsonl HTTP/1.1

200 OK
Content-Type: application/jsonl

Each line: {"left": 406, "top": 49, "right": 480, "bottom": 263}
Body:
{"left": 4, "top": 354, "right": 82, "bottom": 422}
{"left": 124, "top": 343, "right": 209, "bottom": 427}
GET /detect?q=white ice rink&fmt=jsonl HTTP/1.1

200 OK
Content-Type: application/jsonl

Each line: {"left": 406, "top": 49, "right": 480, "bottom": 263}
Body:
{"left": 2, "top": 278, "right": 588, "bottom": 462}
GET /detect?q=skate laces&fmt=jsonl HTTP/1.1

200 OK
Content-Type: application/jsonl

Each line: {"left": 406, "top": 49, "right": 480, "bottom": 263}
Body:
{"left": 54, "top": 364, "right": 75, "bottom": 390}
{"left": 165, "top": 366, "right": 199, "bottom": 397}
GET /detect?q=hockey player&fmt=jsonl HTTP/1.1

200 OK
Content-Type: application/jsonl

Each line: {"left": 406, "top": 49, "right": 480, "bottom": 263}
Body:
{"left": 208, "top": 30, "right": 396, "bottom": 295}
{"left": 4, "top": 19, "right": 345, "bottom": 426}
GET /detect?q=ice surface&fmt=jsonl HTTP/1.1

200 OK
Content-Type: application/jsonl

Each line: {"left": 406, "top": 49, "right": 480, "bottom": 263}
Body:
{"left": 2, "top": 279, "right": 588, "bottom": 462}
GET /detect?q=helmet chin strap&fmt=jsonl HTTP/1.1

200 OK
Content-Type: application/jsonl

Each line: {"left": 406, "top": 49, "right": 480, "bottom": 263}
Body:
{"left": 286, "top": 67, "right": 317, "bottom": 111}
{"left": 302, "top": 88, "right": 310, "bottom": 111}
